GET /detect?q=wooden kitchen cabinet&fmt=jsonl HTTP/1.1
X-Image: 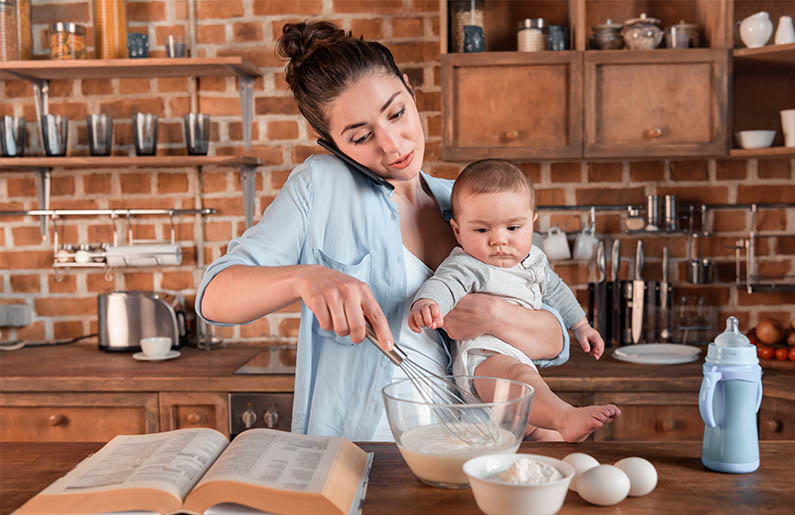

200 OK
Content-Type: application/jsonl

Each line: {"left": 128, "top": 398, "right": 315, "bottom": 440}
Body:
{"left": 592, "top": 392, "right": 703, "bottom": 441}
{"left": 0, "top": 392, "right": 158, "bottom": 442}
{"left": 441, "top": 52, "right": 583, "bottom": 161}
{"left": 583, "top": 49, "right": 730, "bottom": 158}
{"left": 760, "top": 395, "right": 795, "bottom": 440}
{"left": 159, "top": 392, "right": 230, "bottom": 438}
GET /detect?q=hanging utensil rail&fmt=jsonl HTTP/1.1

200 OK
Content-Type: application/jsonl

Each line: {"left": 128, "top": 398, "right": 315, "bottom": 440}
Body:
{"left": 0, "top": 208, "right": 215, "bottom": 217}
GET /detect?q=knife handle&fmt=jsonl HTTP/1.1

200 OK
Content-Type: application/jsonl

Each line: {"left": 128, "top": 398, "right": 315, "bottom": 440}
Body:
{"left": 634, "top": 240, "right": 644, "bottom": 280}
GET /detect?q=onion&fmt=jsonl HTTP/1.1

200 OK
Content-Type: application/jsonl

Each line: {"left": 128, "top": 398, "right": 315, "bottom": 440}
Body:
{"left": 787, "top": 332, "right": 795, "bottom": 347}
{"left": 755, "top": 319, "right": 783, "bottom": 345}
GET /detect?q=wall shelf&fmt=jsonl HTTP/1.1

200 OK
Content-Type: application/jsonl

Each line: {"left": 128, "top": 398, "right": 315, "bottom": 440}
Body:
{"left": 0, "top": 57, "right": 261, "bottom": 81}
{"left": 728, "top": 147, "right": 795, "bottom": 159}
{"left": 0, "top": 155, "right": 262, "bottom": 171}
{"left": 733, "top": 43, "right": 795, "bottom": 66}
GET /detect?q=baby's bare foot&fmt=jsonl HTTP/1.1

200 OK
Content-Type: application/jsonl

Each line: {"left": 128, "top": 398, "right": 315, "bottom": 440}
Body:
{"left": 555, "top": 404, "right": 621, "bottom": 442}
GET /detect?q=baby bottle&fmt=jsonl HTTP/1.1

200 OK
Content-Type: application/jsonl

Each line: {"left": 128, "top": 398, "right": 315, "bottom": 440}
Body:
{"left": 699, "top": 316, "right": 762, "bottom": 473}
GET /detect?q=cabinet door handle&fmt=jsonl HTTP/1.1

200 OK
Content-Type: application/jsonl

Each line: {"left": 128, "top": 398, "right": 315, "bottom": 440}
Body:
{"left": 502, "top": 130, "right": 519, "bottom": 142}
{"left": 644, "top": 127, "right": 663, "bottom": 140}
{"left": 659, "top": 418, "right": 676, "bottom": 432}
{"left": 49, "top": 414, "right": 67, "bottom": 426}
{"left": 186, "top": 412, "right": 201, "bottom": 425}
{"left": 764, "top": 418, "right": 783, "bottom": 433}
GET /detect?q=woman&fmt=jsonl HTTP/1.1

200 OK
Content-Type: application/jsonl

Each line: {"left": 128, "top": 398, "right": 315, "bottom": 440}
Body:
{"left": 197, "top": 21, "right": 569, "bottom": 441}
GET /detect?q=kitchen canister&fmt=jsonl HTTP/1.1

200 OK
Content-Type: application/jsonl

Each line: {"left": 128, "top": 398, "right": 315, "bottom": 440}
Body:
{"left": 451, "top": 0, "right": 484, "bottom": 53}
{"left": 517, "top": 18, "right": 545, "bottom": 52}
{"left": 94, "top": 0, "right": 127, "bottom": 58}
{"left": 699, "top": 316, "right": 762, "bottom": 473}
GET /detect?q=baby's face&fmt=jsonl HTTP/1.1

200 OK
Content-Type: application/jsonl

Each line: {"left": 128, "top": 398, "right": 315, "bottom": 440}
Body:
{"left": 451, "top": 189, "right": 536, "bottom": 268}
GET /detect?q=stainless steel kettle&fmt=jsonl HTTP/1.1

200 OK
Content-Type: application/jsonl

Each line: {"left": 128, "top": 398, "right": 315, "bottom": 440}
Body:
{"left": 98, "top": 291, "right": 186, "bottom": 352}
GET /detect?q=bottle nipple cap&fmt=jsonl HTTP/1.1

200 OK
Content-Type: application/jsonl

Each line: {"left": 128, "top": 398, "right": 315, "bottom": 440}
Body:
{"left": 714, "top": 316, "right": 750, "bottom": 348}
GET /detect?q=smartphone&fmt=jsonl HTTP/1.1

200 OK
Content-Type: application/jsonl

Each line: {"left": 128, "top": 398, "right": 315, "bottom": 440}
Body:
{"left": 316, "top": 139, "right": 394, "bottom": 190}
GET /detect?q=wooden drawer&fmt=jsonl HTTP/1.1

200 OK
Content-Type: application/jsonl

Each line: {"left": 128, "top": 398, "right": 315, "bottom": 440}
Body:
{"left": 760, "top": 397, "right": 795, "bottom": 440}
{"left": 0, "top": 392, "right": 158, "bottom": 442}
{"left": 592, "top": 392, "right": 703, "bottom": 441}
{"left": 159, "top": 392, "right": 229, "bottom": 438}
{"left": 441, "top": 51, "right": 582, "bottom": 161}
{"left": 583, "top": 49, "right": 729, "bottom": 158}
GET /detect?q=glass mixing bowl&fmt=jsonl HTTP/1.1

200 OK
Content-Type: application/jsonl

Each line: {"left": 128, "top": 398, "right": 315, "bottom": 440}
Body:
{"left": 382, "top": 375, "right": 534, "bottom": 488}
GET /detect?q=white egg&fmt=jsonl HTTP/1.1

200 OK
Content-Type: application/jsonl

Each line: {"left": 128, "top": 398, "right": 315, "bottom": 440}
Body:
{"left": 614, "top": 456, "right": 658, "bottom": 496}
{"left": 576, "top": 464, "right": 630, "bottom": 506}
{"left": 562, "top": 452, "right": 599, "bottom": 492}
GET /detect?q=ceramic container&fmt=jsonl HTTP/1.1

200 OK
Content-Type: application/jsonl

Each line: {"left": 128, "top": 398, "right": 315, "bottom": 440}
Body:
{"left": 734, "top": 130, "right": 776, "bottom": 149}
{"left": 622, "top": 13, "right": 663, "bottom": 50}
{"left": 590, "top": 19, "right": 623, "bottom": 49}
{"left": 775, "top": 15, "right": 795, "bottom": 45}
{"left": 739, "top": 11, "right": 773, "bottom": 48}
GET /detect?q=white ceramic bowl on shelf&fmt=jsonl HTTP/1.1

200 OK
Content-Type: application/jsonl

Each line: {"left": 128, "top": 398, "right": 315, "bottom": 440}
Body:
{"left": 463, "top": 453, "right": 575, "bottom": 515}
{"left": 734, "top": 130, "right": 776, "bottom": 149}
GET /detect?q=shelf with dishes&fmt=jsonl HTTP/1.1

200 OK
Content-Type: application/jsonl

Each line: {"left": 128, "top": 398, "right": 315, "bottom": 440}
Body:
{"left": 0, "top": 155, "right": 262, "bottom": 170}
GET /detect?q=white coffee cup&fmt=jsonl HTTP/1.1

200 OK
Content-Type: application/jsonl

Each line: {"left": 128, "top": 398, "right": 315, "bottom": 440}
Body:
{"left": 572, "top": 226, "right": 598, "bottom": 261}
{"left": 543, "top": 226, "right": 571, "bottom": 261}
{"left": 140, "top": 336, "right": 172, "bottom": 357}
{"left": 781, "top": 109, "right": 795, "bottom": 147}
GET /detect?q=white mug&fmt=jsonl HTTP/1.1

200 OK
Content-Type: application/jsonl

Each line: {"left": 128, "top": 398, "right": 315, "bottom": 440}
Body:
{"left": 140, "top": 336, "right": 172, "bottom": 358}
{"left": 543, "top": 226, "right": 571, "bottom": 261}
{"left": 775, "top": 15, "right": 795, "bottom": 45}
{"left": 572, "top": 226, "right": 598, "bottom": 261}
{"left": 781, "top": 109, "right": 795, "bottom": 147}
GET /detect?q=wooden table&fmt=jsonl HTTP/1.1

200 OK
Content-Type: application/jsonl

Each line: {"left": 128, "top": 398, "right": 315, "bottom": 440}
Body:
{"left": 2, "top": 441, "right": 793, "bottom": 514}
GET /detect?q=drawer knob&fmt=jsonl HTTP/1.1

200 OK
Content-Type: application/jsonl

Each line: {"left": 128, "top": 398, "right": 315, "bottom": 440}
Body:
{"left": 502, "top": 130, "right": 519, "bottom": 142}
{"left": 186, "top": 412, "right": 201, "bottom": 425}
{"left": 49, "top": 414, "right": 67, "bottom": 426}
{"left": 241, "top": 408, "right": 257, "bottom": 429}
{"left": 765, "top": 418, "right": 783, "bottom": 433}
{"left": 644, "top": 127, "right": 663, "bottom": 140}
{"left": 660, "top": 418, "right": 676, "bottom": 432}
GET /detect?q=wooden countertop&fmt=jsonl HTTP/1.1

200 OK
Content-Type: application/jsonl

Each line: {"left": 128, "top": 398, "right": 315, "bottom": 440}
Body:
{"left": 0, "top": 343, "right": 791, "bottom": 399}
{"left": 2, "top": 440, "right": 793, "bottom": 514}
{"left": 0, "top": 345, "right": 294, "bottom": 392}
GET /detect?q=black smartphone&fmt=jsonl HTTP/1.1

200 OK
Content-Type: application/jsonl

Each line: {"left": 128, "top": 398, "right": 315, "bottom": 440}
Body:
{"left": 316, "top": 138, "right": 394, "bottom": 190}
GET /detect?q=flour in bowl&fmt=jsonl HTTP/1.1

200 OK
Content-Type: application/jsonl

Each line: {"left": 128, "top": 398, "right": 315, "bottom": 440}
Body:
{"left": 493, "top": 456, "right": 563, "bottom": 485}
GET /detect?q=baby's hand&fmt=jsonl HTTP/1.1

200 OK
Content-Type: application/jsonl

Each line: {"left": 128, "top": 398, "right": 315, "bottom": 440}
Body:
{"left": 574, "top": 323, "right": 605, "bottom": 360}
{"left": 409, "top": 299, "right": 443, "bottom": 333}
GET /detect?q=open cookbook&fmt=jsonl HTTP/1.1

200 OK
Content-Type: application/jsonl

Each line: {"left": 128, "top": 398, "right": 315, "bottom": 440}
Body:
{"left": 15, "top": 427, "right": 373, "bottom": 515}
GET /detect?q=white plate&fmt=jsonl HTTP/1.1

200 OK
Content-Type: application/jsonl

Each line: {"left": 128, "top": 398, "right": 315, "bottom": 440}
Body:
{"left": 133, "top": 350, "right": 181, "bottom": 361}
{"left": 612, "top": 344, "right": 701, "bottom": 365}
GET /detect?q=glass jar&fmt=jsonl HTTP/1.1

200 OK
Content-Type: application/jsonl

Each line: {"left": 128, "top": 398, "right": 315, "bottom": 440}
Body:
{"left": 548, "top": 24, "right": 569, "bottom": 50}
{"left": 50, "top": 22, "right": 86, "bottom": 60}
{"left": 665, "top": 20, "right": 700, "bottom": 48}
{"left": 451, "top": 0, "right": 484, "bottom": 53}
{"left": 95, "top": 0, "right": 127, "bottom": 59}
{"left": 0, "top": 0, "right": 19, "bottom": 61}
{"left": 517, "top": 18, "right": 545, "bottom": 52}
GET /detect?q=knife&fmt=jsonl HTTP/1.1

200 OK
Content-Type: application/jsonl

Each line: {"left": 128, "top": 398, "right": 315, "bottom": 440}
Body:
{"left": 610, "top": 239, "right": 621, "bottom": 347}
{"left": 631, "top": 240, "right": 645, "bottom": 344}
{"left": 595, "top": 240, "right": 609, "bottom": 342}
{"left": 660, "top": 246, "right": 672, "bottom": 341}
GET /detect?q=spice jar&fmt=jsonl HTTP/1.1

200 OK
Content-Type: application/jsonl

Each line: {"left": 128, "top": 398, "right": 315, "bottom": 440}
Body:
{"left": 517, "top": 18, "right": 545, "bottom": 52}
{"left": 451, "top": 0, "right": 484, "bottom": 53}
{"left": 0, "top": 0, "right": 19, "bottom": 61}
{"left": 50, "top": 22, "right": 86, "bottom": 60}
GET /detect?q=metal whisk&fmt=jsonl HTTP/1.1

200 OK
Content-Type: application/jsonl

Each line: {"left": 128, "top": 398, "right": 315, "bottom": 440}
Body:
{"left": 366, "top": 325, "right": 500, "bottom": 445}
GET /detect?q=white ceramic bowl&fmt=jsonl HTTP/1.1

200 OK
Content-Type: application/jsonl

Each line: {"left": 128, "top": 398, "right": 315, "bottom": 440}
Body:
{"left": 463, "top": 453, "right": 575, "bottom": 515}
{"left": 734, "top": 130, "right": 776, "bottom": 149}
{"left": 140, "top": 336, "right": 172, "bottom": 357}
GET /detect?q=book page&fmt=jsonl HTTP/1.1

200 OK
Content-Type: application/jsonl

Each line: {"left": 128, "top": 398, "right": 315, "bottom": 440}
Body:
{"left": 196, "top": 429, "right": 341, "bottom": 492}
{"left": 41, "top": 428, "right": 229, "bottom": 501}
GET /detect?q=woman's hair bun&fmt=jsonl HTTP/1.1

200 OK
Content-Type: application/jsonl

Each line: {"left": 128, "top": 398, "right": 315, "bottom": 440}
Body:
{"left": 278, "top": 21, "right": 348, "bottom": 75}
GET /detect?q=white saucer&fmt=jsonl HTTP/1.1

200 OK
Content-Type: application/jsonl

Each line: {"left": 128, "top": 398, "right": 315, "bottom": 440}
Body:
{"left": 612, "top": 344, "right": 701, "bottom": 365}
{"left": 133, "top": 350, "right": 181, "bottom": 361}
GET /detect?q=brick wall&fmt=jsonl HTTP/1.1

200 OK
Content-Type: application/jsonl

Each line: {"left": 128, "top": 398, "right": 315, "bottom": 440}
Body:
{"left": 1, "top": 0, "right": 793, "bottom": 346}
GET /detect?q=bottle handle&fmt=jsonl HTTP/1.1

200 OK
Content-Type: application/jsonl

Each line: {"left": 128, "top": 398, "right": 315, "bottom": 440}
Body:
{"left": 699, "top": 367, "right": 721, "bottom": 427}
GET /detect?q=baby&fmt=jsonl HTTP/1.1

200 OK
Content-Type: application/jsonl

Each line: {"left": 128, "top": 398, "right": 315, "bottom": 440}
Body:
{"left": 410, "top": 159, "right": 620, "bottom": 441}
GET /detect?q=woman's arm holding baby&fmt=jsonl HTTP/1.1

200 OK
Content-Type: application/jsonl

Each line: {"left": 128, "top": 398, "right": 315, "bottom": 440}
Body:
{"left": 443, "top": 293, "right": 564, "bottom": 360}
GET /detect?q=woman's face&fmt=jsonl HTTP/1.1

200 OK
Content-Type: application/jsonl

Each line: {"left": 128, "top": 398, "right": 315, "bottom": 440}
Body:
{"left": 326, "top": 72, "right": 425, "bottom": 184}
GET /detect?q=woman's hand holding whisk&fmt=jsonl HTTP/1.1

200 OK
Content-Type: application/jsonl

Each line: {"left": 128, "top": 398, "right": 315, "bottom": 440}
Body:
{"left": 409, "top": 299, "right": 444, "bottom": 332}
{"left": 294, "top": 264, "right": 393, "bottom": 350}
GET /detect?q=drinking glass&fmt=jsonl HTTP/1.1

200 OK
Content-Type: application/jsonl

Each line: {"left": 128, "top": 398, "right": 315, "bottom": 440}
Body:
{"left": 86, "top": 114, "right": 113, "bottom": 156}
{"left": 183, "top": 113, "right": 210, "bottom": 155}
{"left": 1, "top": 116, "right": 26, "bottom": 157}
{"left": 132, "top": 113, "right": 158, "bottom": 156}
{"left": 41, "top": 114, "right": 69, "bottom": 156}
{"left": 165, "top": 34, "right": 186, "bottom": 57}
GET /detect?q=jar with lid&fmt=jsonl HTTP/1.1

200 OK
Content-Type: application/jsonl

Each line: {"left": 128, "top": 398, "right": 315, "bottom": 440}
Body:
{"left": 590, "top": 19, "right": 623, "bottom": 49}
{"left": 0, "top": 0, "right": 19, "bottom": 61}
{"left": 50, "top": 22, "right": 86, "bottom": 60}
{"left": 517, "top": 18, "right": 545, "bottom": 52}
{"left": 548, "top": 24, "right": 569, "bottom": 50}
{"left": 622, "top": 13, "right": 663, "bottom": 50}
{"left": 451, "top": 0, "right": 484, "bottom": 53}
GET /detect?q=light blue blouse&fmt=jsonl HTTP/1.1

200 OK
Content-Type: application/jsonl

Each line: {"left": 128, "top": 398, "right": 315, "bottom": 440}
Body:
{"left": 196, "top": 154, "right": 570, "bottom": 441}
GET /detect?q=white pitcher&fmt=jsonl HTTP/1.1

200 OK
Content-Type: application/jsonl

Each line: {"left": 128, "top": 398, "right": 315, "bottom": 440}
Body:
{"left": 739, "top": 11, "right": 773, "bottom": 48}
